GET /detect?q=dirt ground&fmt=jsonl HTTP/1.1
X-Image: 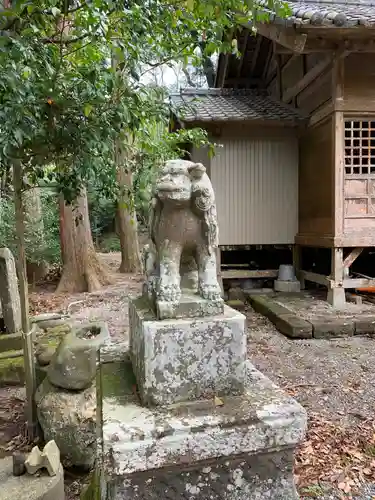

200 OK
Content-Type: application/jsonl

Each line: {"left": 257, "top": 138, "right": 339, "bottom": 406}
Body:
{"left": 1, "top": 252, "right": 375, "bottom": 499}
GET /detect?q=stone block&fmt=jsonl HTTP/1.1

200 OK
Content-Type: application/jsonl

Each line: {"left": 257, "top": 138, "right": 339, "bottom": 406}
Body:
{"left": 273, "top": 313, "right": 312, "bottom": 339}
{"left": 247, "top": 295, "right": 312, "bottom": 339}
{"left": 0, "top": 248, "right": 22, "bottom": 334}
{"left": 129, "top": 297, "right": 246, "bottom": 406}
{"left": 156, "top": 292, "right": 224, "bottom": 320}
{"left": 226, "top": 299, "right": 246, "bottom": 311}
{"left": 274, "top": 280, "right": 301, "bottom": 293}
{"left": 312, "top": 318, "right": 354, "bottom": 339}
{"left": 95, "top": 360, "right": 307, "bottom": 500}
{"left": 0, "top": 456, "right": 64, "bottom": 500}
{"left": 354, "top": 317, "right": 375, "bottom": 336}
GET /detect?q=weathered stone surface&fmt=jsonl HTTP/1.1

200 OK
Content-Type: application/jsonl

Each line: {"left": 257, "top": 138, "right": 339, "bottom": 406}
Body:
{"left": 36, "top": 345, "right": 56, "bottom": 367}
{"left": 354, "top": 317, "right": 375, "bottom": 336}
{"left": 312, "top": 318, "right": 354, "bottom": 339}
{"left": 157, "top": 291, "right": 224, "bottom": 320}
{"left": 35, "top": 378, "right": 96, "bottom": 469}
{"left": 95, "top": 360, "right": 306, "bottom": 499}
{"left": 101, "top": 450, "right": 298, "bottom": 500}
{"left": 0, "top": 248, "right": 21, "bottom": 334}
{"left": 0, "top": 456, "right": 64, "bottom": 500}
{"left": 129, "top": 298, "right": 246, "bottom": 406}
{"left": 248, "top": 294, "right": 312, "bottom": 339}
{"left": 144, "top": 159, "right": 223, "bottom": 318}
{"left": 226, "top": 299, "right": 246, "bottom": 311}
{"left": 274, "top": 280, "right": 301, "bottom": 293}
{"left": 273, "top": 313, "right": 312, "bottom": 339}
{"left": 99, "top": 339, "right": 130, "bottom": 364}
{"left": 72, "top": 321, "right": 110, "bottom": 348}
{"left": 25, "top": 441, "right": 60, "bottom": 477}
{"left": 227, "top": 287, "right": 246, "bottom": 302}
{"left": 47, "top": 332, "right": 98, "bottom": 390}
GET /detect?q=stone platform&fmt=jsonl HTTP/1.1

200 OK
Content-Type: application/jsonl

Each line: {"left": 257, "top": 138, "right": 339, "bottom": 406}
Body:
{"left": 129, "top": 297, "right": 246, "bottom": 406}
{"left": 94, "top": 359, "right": 307, "bottom": 500}
{"left": 248, "top": 291, "right": 375, "bottom": 339}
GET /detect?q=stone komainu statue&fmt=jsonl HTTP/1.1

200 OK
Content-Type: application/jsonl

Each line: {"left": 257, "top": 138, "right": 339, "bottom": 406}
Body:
{"left": 143, "top": 159, "right": 222, "bottom": 304}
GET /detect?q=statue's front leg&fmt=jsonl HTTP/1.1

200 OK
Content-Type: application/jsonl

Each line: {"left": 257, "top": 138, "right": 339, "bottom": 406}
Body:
{"left": 196, "top": 245, "right": 222, "bottom": 301}
{"left": 157, "top": 241, "right": 182, "bottom": 302}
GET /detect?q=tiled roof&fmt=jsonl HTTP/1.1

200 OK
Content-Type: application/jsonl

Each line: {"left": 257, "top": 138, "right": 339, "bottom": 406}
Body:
{"left": 170, "top": 88, "right": 305, "bottom": 125}
{"left": 257, "top": 0, "right": 375, "bottom": 27}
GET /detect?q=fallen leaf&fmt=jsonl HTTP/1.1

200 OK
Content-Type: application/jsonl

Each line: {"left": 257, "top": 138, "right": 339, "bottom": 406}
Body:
{"left": 214, "top": 396, "right": 224, "bottom": 407}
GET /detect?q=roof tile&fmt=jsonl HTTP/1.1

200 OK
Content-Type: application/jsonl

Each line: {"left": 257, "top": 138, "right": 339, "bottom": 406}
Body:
{"left": 257, "top": 0, "right": 375, "bottom": 26}
{"left": 170, "top": 88, "right": 305, "bottom": 124}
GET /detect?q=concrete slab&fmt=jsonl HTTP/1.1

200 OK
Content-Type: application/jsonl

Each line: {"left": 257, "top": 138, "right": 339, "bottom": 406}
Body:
{"left": 0, "top": 457, "right": 64, "bottom": 500}
{"left": 311, "top": 318, "right": 354, "bottom": 339}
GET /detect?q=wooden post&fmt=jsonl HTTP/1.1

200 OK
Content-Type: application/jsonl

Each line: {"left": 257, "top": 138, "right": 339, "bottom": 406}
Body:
{"left": 327, "top": 248, "right": 346, "bottom": 307}
{"left": 292, "top": 244, "right": 305, "bottom": 289}
{"left": 328, "top": 52, "right": 347, "bottom": 308}
{"left": 13, "top": 160, "right": 37, "bottom": 439}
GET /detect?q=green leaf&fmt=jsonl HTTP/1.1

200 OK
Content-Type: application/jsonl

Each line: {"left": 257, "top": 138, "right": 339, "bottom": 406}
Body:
{"left": 51, "top": 7, "right": 61, "bottom": 17}
{"left": 83, "top": 104, "right": 93, "bottom": 117}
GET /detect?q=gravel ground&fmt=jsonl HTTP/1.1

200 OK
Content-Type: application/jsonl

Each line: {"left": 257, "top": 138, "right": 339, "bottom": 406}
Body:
{"left": 3, "top": 253, "right": 375, "bottom": 499}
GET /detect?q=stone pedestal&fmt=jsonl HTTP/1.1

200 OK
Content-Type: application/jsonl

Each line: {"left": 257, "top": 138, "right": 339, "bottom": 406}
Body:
{"left": 129, "top": 297, "right": 246, "bottom": 406}
{"left": 93, "top": 360, "right": 307, "bottom": 500}
{"left": 274, "top": 280, "right": 301, "bottom": 293}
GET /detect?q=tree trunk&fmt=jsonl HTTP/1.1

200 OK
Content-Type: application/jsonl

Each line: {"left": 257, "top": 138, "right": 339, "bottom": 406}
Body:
{"left": 116, "top": 157, "right": 142, "bottom": 274}
{"left": 24, "top": 187, "right": 49, "bottom": 284}
{"left": 57, "top": 188, "right": 112, "bottom": 293}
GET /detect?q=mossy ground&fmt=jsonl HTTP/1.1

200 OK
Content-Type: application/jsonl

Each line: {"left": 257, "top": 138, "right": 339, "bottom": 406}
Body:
{"left": 0, "top": 352, "right": 24, "bottom": 386}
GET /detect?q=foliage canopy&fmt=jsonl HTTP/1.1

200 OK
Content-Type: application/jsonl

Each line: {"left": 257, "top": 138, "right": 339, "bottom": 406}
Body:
{"left": 0, "top": 0, "right": 286, "bottom": 200}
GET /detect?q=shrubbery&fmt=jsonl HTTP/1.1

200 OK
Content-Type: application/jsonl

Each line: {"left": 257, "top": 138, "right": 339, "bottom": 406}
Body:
{"left": 0, "top": 190, "right": 61, "bottom": 265}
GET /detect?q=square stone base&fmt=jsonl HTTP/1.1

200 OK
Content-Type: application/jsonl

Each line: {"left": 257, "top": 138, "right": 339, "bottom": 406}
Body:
{"left": 274, "top": 280, "right": 301, "bottom": 293}
{"left": 129, "top": 297, "right": 246, "bottom": 406}
{"left": 95, "top": 360, "right": 307, "bottom": 500}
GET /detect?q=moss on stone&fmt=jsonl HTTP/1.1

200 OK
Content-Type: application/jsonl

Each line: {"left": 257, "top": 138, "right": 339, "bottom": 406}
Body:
{"left": 100, "top": 361, "right": 137, "bottom": 402}
{"left": 0, "top": 352, "right": 25, "bottom": 386}
{"left": 132, "top": 296, "right": 155, "bottom": 320}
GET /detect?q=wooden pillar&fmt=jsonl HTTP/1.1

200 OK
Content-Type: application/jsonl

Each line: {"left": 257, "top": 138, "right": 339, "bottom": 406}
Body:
{"left": 328, "top": 51, "right": 348, "bottom": 308}
{"left": 327, "top": 247, "right": 346, "bottom": 307}
{"left": 292, "top": 244, "right": 305, "bottom": 289}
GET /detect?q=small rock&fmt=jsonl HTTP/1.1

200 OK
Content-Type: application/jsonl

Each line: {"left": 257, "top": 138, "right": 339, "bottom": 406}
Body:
{"left": 25, "top": 440, "right": 60, "bottom": 476}
{"left": 47, "top": 333, "right": 97, "bottom": 390}
{"left": 35, "top": 345, "right": 56, "bottom": 367}
{"left": 35, "top": 379, "right": 96, "bottom": 469}
{"left": 227, "top": 287, "right": 246, "bottom": 302}
{"left": 12, "top": 452, "right": 26, "bottom": 476}
{"left": 226, "top": 299, "right": 246, "bottom": 311}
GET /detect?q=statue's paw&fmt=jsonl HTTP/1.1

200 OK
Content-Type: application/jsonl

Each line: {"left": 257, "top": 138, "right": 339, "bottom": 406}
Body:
{"left": 158, "top": 284, "right": 181, "bottom": 302}
{"left": 199, "top": 283, "right": 222, "bottom": 301}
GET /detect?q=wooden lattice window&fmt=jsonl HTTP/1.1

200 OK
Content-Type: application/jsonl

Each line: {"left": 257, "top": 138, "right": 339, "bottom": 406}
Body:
{"left": 344, "top": 120, "right": 375, "bottom": 217}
